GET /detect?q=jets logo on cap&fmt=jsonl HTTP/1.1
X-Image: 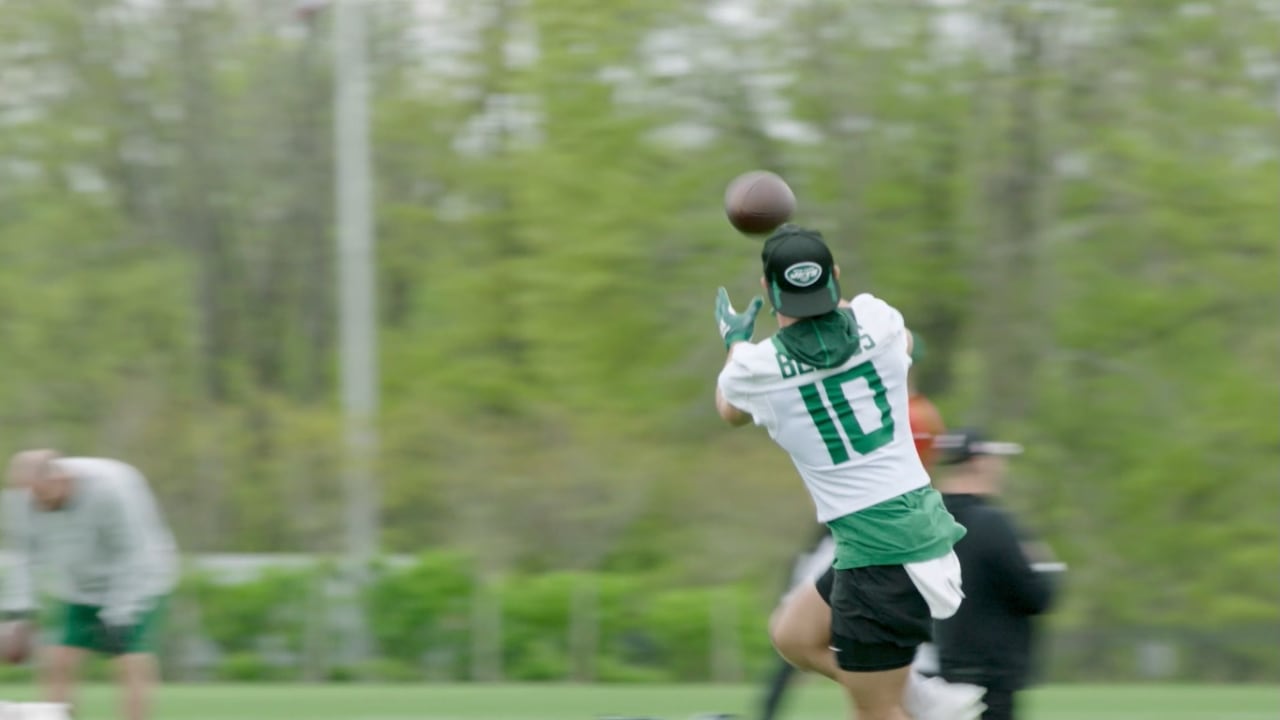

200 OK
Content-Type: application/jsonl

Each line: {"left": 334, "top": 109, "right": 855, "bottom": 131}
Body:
{"left": 783, "top": 261, "right": 823, "bottom": 287}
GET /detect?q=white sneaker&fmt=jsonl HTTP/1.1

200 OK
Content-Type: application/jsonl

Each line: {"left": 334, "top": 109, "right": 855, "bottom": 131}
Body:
{"left": 903, "top": 673, "right": 987, "bottom": 720}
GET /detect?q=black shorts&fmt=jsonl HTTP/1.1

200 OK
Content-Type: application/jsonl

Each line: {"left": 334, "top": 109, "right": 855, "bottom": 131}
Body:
{"left": 979, "top": 688, "right": 1017, "bottom": 720}
{"left": 814, "top": 565, "right": 932, "bottom": 673}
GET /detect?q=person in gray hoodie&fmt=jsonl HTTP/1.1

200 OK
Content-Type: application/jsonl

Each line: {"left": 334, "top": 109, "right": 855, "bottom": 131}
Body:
{"left": 2, "top": 449, "right": 178, "bottom": 720}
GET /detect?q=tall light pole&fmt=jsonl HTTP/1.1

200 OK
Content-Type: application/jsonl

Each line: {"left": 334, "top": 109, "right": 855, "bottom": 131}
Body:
{"left": 333, "top": 0, "right": 378, "bottom": 667}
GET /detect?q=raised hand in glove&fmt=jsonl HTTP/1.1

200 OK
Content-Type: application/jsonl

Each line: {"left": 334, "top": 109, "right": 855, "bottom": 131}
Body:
{"left": 715, "top": 287, "right": 764, "bottom": 350}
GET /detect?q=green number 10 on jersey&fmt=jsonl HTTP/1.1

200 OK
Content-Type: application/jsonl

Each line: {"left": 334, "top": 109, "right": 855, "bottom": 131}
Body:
{"left": 798, "top": 361, "right": 895, "bottom": 464}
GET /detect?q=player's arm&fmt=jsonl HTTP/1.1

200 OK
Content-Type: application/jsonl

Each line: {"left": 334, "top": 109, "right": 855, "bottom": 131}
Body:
{"left": 0, "top": 489, "right": 36, "bottom": 619}
{"left": 99, "top": 482, "right": 157, "bottom": 631}
{"left": 716, "top": 345, "right": 753, "bottom": 426}
{"left": 716, "top": 392, "right": 751, "bottom": 426}
{"left": 713, "top": 288, "right": 764, "bottom": 427}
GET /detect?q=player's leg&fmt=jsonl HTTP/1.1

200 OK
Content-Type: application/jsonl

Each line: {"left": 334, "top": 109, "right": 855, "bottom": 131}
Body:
{"left": 828, "top": 566, "right": 930, "bottom": 720}
{"left": 43, "top": 603, "right": 95, "bottom": 711}
{"left": 115, "top": 652, "right": 158, "bottom": 720}
{"left": 111, "top": 597, "right": 166, "bottom": 720}
{"left": 769, "top": 575, "right": 838, "bottom": 678}
{"left": 834, "top": 664, "right": 913, "bottom": 720}
{"left": 759, "top": 533, "right": 836, "bottom": 719}
{"left": 768, "top": 533, "right": 840, "bottom": 678}
{"left": 771, "top": 565, "right": 984, "bottom": 719}
{"left": 41, "top": 645, "right": 85, "bottom": 708}
{"left": 769, "top": 570, "right": 944, "bottom": 686}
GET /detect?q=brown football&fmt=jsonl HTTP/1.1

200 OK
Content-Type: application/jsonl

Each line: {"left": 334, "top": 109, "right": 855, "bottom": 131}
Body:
{"left": 0, "top": 621, "right": 33, "bottom": 664}
{"left": 724, "top": 170, "right": 796, "bottom": 235}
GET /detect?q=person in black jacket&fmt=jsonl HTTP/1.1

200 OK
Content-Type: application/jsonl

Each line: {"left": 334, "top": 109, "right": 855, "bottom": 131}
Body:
{"left": 932, "top": 429, "right": 1064, "bottom": 720}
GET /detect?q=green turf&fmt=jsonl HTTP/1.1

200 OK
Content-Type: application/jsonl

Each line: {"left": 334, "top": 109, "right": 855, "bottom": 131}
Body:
{"left": 0, "top": 682, "right": 1273, "bottom": 719}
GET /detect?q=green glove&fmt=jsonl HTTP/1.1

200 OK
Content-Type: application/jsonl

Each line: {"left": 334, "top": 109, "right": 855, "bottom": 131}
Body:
{"left": 716, "top": 287, "right": 764, "bottom": 349}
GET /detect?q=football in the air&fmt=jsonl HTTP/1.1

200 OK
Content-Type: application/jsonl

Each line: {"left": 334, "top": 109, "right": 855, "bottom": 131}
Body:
{"left": 724, "top": 170, "right": 796, "bottom": 235}
{"left": 0, "top": 621, "right": 33, "bottom": 664}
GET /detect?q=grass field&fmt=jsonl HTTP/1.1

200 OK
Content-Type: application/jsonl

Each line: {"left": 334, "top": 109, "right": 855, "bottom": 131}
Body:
{"left": 0, "top": 683, "right": 1275, "bottom": 719}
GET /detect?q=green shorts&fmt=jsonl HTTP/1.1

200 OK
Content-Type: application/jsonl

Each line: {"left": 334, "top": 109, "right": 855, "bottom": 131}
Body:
{"left": 59, "top": 597, "right": 167, "bottom": 655}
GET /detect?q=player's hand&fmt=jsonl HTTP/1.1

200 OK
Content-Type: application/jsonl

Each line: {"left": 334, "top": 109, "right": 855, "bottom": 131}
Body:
{"left": 715, "top": 288, "right": 764, "bottom": 349}
{"left": 0, "top": 617, "right": 35, "bottom": 664}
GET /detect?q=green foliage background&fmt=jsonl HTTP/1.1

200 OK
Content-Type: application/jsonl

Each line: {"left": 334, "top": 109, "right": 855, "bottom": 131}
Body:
{"left": 0, "top": 0, "right": 1276, "bottom": 681}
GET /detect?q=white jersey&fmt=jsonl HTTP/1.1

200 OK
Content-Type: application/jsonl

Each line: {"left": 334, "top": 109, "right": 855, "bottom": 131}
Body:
{"left": 717, "top": 293, "right": 931, "bottom": 522}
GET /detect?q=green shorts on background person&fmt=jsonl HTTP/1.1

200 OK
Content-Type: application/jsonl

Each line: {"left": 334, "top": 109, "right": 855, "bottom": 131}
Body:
{"left": 60, "top": 598, "right": 168, "bottom": 655}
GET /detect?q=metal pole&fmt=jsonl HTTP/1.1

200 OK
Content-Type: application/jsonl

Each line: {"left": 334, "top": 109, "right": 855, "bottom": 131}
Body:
{"left": 333, "top": 0, "right": 378, "bottom": 666}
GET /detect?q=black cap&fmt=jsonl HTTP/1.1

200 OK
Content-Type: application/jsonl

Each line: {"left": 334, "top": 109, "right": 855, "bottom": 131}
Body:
{"left": 935, "top": 428, "right": 1024, "bottom": 466}
{"left": 761, "top": 226, "right": 841, "bottom": 318}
